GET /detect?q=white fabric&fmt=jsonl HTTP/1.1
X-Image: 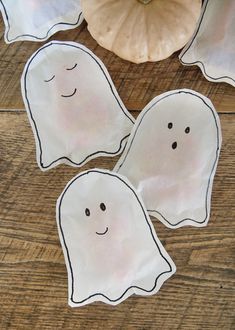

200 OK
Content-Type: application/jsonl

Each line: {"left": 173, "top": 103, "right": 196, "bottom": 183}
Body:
{"left": 114, "top": 89, "right": 222, "bottom": 229}
{"left": 179, "top": 0, "right": 235, "bottom": 87}
{"left": 21, "top": 41, "right": 134, "bottom": 171}
{"left": 56, "top": 169, "right": 176, "bottom": 307}
{"left": 0, "top": 0, "right": 83, "bottom": 43}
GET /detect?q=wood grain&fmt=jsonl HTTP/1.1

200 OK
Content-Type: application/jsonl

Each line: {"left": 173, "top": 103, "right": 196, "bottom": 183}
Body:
{"left": 0, "top": 14, "right": 234, "bottom": 330}
{"left": 0, "top": 18, "right": 234, "bottom": 113}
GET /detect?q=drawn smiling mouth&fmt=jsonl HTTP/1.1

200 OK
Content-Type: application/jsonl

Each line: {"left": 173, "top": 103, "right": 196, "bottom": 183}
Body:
{"left": 96, "top": 227, "right": 108, "bottom": 236}
{"left": 61, "top": 88, "right": 77, "bottom": 98}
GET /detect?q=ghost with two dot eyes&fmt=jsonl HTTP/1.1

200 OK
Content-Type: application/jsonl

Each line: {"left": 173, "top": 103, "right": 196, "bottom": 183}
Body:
{"left": 57, "top": 170, "right": 175, "bottom": 307}
{"left": 114, "top": 90, "right": 222, "bottom": 228}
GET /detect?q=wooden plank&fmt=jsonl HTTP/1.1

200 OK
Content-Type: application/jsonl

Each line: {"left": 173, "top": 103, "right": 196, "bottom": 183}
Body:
{"left": 0, "top": 18, "right": 234, "bottom": 113}
{"left": 0, "top": 112, "right": 234, "bottom": 329}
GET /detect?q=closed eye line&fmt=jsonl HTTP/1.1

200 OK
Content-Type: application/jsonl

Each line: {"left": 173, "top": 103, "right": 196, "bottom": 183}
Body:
{"left": 66, "top": 63, "right": 77, "bottom": 71}
{"left": 44, "top": 75, "right": 55, "bottom": 82}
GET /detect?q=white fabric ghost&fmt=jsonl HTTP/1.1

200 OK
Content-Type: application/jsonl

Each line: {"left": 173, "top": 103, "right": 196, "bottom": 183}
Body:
{"left": 114, "top": 89, "right": 222, "bottom": 229}
{"left": 21, "top": 41, "right": 134, "bottom": 171}
{"left": 0, "top": 0, "right": 83, "bottom": 43}
{"left": 56, "top": 169, "right": 176, "bottom": 307}
{"left": 179, "top": 0, "right": 235, "bottom": 87}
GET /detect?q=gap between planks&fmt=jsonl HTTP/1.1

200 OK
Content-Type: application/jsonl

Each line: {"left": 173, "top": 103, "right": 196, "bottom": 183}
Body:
{"left": 0, "top": 109, "right": 235, "bottom": 115}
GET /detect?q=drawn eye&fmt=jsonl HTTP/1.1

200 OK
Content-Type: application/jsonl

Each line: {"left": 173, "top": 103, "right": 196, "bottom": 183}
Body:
{"left": 168, "top": 122, "right": 173, "bottom": 129}
{"left": 100, "top": 203, "right": 106, "bottom": 211}
{"left": 44, "top": 75, "right": 55, "bottom": 83}
{"left": 85, "top": 208, "right": 90, "bottom": 217}
{"left": 185, "top": 127, "right": 190, "bottom": 134}
{"left": 66, "top": 63, "right": 77, "bottom": 71}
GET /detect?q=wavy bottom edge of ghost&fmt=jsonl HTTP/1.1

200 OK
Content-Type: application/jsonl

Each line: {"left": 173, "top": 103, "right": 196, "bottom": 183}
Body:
{"left": 179, "top": 0, "right": 235, "bottom": 88}
{"left": 56, "top": 169, "right": 176, "bottom": 307}
{"left": 0, "top": 1, "right": 84, "bottom": 43}
{"left": 114, "top": 89, "right": 222, "bottom": 229}
{"left": 37, "top": 133, "right": 131, "bottom": 171}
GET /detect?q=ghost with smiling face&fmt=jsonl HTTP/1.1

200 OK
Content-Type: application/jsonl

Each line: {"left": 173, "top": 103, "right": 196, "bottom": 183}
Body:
{"left": 21, "top": 41, "right": 134, "bottom": 170}
{"left": 114, "top": 90, "right": 222, "bottom": 228}
{"left": 57, "top": 169, "right": 175, "bottom": 307}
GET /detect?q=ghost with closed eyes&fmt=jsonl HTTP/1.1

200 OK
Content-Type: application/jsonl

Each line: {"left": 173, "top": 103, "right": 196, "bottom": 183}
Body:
{"left": 21, "top": 41, "right": 134, "bottom": 171}
{"left": 114, "top": 89, "right": 222, "bottom": 228}
{"left": 56, "top": 169, "right": 176, "bottom": 307}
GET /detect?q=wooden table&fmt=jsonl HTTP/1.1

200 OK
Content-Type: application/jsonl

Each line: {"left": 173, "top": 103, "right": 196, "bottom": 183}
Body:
{"left": 0, "top": 20, "right": 234, "bottom": 330}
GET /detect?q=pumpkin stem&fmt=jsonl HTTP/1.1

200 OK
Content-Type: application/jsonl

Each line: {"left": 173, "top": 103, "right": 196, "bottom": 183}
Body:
{"left": 138, "top": 0, "right": 152, "bottom": 4}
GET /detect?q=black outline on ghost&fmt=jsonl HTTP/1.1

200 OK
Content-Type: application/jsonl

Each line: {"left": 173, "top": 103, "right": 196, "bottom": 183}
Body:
{"left": 179, "top": 0, "right": 235, "bottom": 86}
{"left": 22, "top": 42, "right": 135, "bottom": 170}
{"left": 57, "top": 170, "right": 174, "bottom": 306}
{"left": 115, "top": 90, "right": 221, "bottom": 228}
{"left": 0, "top": 0, "right": 83, "bottom": 43}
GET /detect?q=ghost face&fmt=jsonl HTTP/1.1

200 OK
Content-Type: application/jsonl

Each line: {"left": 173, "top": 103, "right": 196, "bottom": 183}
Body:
{"left": 57, "top": 170, "right": 175, "bottom": 306}
{"left": 116, "top": 90, "right": 221, "bottom": 227}
{"left": 22, "top": 41, "right": 133, "bottom": 170}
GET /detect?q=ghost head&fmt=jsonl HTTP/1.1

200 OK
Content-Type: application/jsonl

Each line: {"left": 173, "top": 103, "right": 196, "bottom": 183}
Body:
{"left": 115, "top": 90, "right": 222, "bottom": 228}
{"left": 57, "top": 169, "right": 175, "bottom": 307}
{"left": 1, "top": 0, "right": 83, "bottom": 43}
{"left": 21, "top": 41, "right": 134, "bottom": 170}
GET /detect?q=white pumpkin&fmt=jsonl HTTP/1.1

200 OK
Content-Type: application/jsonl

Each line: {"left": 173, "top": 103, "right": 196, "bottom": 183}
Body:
{"left": 81, "top": 0, "right": 202, "bottom": 63}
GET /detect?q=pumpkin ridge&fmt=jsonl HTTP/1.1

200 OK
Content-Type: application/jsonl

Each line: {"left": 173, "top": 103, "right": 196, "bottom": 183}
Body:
{"left": 170, "top": 0, "right": 201, "bottom": 21}
{"left": 119, "top": 4, "right": 149, "bottom": 63}
{"left": 151, "top": 6, "right": 174, "bottom": 58}
{"left": 154, "top": 1, "right": 198, "bottom": 55}
{"left": 88, "top": 0, "right": 116, "bottom": 14}
{"left": 81, "top": 0, "right": 202, "bottom": 63}
{"left": 110, "top": 1, "right": 138, "bottom": 53}
{"left": 169, "top": 0, "right": 201, "bottom": 30}
{"left": 85, "top": 0, "right": 136, "bottom": 54}
{"left": 144, "top": 6, "right": 150, "bottom": 62}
